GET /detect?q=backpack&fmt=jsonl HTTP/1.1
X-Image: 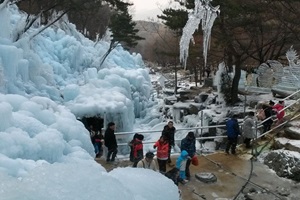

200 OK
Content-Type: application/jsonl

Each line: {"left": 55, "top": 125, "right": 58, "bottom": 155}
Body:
{"left": 256, "top": 109, "right": 265, "bottom": 120}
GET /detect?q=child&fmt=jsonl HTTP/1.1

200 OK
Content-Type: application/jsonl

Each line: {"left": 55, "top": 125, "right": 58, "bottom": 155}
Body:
{"left": 176, "top": 150, "right": 190, "bottom": 184}
{"left": 153, "top": 135, "right": 169, "bottom": 174}
{"left": 128, "top": 133, "right": 144, "bottom": 167}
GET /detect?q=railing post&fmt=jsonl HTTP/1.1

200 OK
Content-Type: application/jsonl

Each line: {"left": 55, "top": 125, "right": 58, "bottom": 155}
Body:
{"left": 200, "top": 110, "right": 204, "bottom": 151}
{"left": 254, "top": 120, "right": 258, "bottom": 157}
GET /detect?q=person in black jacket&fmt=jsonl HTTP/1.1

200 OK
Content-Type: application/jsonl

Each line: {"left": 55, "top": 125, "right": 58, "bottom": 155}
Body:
{"left": 162, "top": 121, "right": 176, "bottom": 164}
{"left": 104, "top": 122, "right": 118, "bottom": 162}
{"left": 262, "top": 101, "right": 275, "bottom": 133}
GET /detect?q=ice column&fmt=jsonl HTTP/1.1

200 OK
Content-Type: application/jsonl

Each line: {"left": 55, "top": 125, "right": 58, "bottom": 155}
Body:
{"left": 180, "top": 0, "right": 219, "bottom": 69}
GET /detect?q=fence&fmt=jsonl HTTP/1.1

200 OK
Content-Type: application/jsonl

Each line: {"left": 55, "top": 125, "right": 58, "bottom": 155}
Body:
{"left": 109, "top": 89, "right": 300, "bottom": 157}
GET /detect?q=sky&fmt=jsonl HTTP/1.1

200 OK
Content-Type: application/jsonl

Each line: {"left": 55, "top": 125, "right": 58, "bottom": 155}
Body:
{"left": 130, "top": 0, "right": 170, "bottom": 21}
{"left": 0, "top": 3, "right": 180, "bottom": 200}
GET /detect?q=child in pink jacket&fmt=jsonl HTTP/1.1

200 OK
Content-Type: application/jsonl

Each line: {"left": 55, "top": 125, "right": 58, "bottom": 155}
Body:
{"left": 154, "top": 135, "right": 169, "bottom": 173}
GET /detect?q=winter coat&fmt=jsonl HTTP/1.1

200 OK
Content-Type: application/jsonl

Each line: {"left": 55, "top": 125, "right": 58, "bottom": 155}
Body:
{"left": 129, "top": 138, "right": 143, "bottom": 162}
{"left": 263, "top": 106, "right": 274, "bottom": 125}
{"left": 273, "top": 104, "right": 285, "bottom": 120}
{"left": 162, "top": 125, "right": 176, "bottom": 146}
{"left": 104, "top": 127, "right": 117, "bottom": 150}
{"left": 243, "top": 116, "right": 255, "bottom": 139}
{"left": 226, "top": 118, "right": 241, "bottom": 138}
{"left": 154, "top": 140, "right": 169, "bottom": 160}
{"left": 180, "top": 137, "right": 196, "bottom": 157}
{"left": 137, "top": 158, "right": 158, "bottom": 171}
{"left": 176, "top": 150, "right": 189, "bottom": 171}
{"left": 94, "top": 133, "right": 104, "bottom": 143}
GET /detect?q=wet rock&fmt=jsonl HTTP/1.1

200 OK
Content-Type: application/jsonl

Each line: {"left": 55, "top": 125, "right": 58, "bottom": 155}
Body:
{"left": 195, "top": 172, "right": 217, "bottom": 183}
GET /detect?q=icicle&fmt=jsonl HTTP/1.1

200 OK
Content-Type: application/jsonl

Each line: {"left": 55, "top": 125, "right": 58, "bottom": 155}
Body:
{"left": 180, "top": 0, "right": 219, "bottom": 69}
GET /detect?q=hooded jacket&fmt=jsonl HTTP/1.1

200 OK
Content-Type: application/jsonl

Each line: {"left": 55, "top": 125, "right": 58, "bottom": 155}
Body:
{"left": 176, "top": 150, "right": 189, "bottom": 171}
{"left": 243, "top": 116, "right": 255, "bottom": 139}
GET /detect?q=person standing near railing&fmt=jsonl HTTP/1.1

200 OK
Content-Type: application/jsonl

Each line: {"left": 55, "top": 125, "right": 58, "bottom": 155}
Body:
{"left": 180, "top": 132, "right": 196, "bottom": 181}
{"left": 273, "top": 100, "right": 285, "bottom": 126}
{"left": 243, "top": 112, "right": 256, "bottom": 149}
{"left": 104, "top": 122, "right": 118, "bottom": 163}
{"left": 225, "top": 114, "right": 241, "bottom": 155}
{"left": 261, "top": 101, "right": 275, "bottom": 133}
{"left": 129, "top": 133, "right": 144, "bottom": 167}
{"left": 153, "top": 135, "right": 169, "bottom": 174}
{"left": 161, "top": 121, "right": 176, "bottom": 166}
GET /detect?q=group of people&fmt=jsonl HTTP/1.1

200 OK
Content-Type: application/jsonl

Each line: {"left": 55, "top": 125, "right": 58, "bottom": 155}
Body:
{"left": 225, "top": 100, "right": 285, "bottom": 154}
{"left": 128, "top": 121, "right": 196, "bottom": 185}
{"left": 89, "top": 122, "right": 118, "bottom": 162}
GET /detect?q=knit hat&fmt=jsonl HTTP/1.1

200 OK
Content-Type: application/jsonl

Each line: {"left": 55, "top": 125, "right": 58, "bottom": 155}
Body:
{"left": 145, "top": 152, "right": 154, "bottom": 159}
{"left": 187, "top": 131, "right": 195, "bottom": 139}
{"left": 107, "top": 122, "right": 115, "bottom": 127}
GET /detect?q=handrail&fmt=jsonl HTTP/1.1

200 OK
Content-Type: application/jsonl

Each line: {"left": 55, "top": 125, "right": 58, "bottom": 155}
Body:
{"left": 258, "top": 89, "right": 300, "bottom": 126}
{"left": 111, "top": 89, "right": 300, "bottom": 153}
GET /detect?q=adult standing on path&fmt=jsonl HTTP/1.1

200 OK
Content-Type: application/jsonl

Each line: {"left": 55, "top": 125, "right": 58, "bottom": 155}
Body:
{"left": 162, "top": 121, "right": 176, "bottom": 165}
{"left": 262, "top": 101, "right": 275, "bottom": 133}
{"left": 243, "top": 112, "right": 256, "bottom": 149}
{"left": 104, "top": 122, "right": 118, "bottom": 162}
{"left": 180, "top": 132, "right": 196, "bottom": 180}
{"left": 225, "top": 114, "right": 241, "bottom": 154}
{"left": 273, "top": 100, "right": 285, "bottom": 126}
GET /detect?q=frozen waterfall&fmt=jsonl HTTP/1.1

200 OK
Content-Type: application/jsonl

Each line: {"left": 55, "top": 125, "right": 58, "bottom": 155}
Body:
{"left": 180, "top": 0, "right": 219, "bottom": 69}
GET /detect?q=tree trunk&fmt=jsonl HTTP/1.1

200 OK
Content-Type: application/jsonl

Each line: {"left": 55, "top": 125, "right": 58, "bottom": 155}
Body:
{"left": 193, "top": 64, "right": 198, "bottom": 87}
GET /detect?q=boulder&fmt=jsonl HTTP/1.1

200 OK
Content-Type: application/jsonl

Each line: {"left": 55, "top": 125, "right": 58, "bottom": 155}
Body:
{"left": 284, "top": 127, "right": 300, "bottom": 140}
{"left": 187, "top": 104, "right": 200, "bottom": 115}
{"left": 195, "top": 172, "right": 217, "bottom": 183}
{"left": 273, "top": 138, "right": 300, "bottom": 153}
{"left": 203, "top": 77, "right": 213, "bottom": 87}
{"left": 264, "top": 150, "right": 300, "bottom": 181}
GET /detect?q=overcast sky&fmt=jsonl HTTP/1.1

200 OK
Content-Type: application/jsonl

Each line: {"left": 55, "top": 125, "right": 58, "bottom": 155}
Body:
{"left": 130, "top": 0, "right": 170, "bottom": 21}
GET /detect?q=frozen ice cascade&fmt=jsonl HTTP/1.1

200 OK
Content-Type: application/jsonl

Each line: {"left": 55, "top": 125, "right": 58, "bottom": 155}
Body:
{"left": 180, "top": 0, "right": 219, "bottom": 69}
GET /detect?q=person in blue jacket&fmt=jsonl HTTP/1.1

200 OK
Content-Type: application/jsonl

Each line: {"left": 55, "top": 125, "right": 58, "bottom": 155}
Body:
{"left": 225, "top": 114, "right": 241, "bottom": 154}
{"left": 176, "top": 150, "right": 190, "bottom": 184}
{"left": 180, "top": 132, "right": 196, "bottom": 180}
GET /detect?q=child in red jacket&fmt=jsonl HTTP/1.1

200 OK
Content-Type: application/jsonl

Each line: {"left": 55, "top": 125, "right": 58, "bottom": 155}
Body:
{"left": 154, "top": 135, "right": 169, "bottom": 174}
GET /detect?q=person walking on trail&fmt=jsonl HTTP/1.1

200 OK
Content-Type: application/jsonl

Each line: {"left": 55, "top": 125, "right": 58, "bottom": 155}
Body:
{"left": 273, "top": 100, "right": 285, "bottom": 126}
{"left": 129, "top": 133, "right": 144, "bottom": 167}
{"left": 161, "top": 121, "right": 176, "bottom": 165}
{"left": 243, "top": 112, "right": 256, "bottom": 149}
{"left": 225, "top": 114, "right": 241, "bottom": 155}
{"left": 180, "top": 132, "right": 196, "bottom": 180}
{"left": 153, "top": 135, "right": 169, "bottom": 174}
{"left": 104, "top": 122, "right": 118, "bottom": 163}
{"left": 261, "top": 101, "right": 275, "bottom": 133}
{"left": 176, "top": 150, "right": 191, "bottom": 184}
{"left": 137, "top": 152, "right": 158, "bottom": 171}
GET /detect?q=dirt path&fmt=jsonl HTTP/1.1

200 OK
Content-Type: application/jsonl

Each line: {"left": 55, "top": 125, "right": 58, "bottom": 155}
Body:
{"left": 96, "top": 151, "right": 300, "bottom": 200}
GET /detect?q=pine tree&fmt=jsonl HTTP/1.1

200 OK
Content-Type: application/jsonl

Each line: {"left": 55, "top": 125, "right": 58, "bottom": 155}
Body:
{"left": 99, "top": 4, "right": 144, "bottom": 68}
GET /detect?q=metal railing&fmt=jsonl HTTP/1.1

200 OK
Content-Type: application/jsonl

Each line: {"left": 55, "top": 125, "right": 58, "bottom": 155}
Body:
{"left": 110, "top": 89, "right": 300, "bottom": 155}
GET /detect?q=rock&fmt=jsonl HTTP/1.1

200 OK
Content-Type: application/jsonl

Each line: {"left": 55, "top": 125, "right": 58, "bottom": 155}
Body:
{"left": 284, "top": 127, "right": 300, "bottom": 140}
{"left": 187, "top": 104, "right": 200, "bottom": 115}
{"left": 195, "top": 172, "right": 217, "bottom": 183}
{"left": 203, "top": 77, "right": 213, "bottom": 87}
{"left": 264, "top": 150, "right": 300, "bottom": 181}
